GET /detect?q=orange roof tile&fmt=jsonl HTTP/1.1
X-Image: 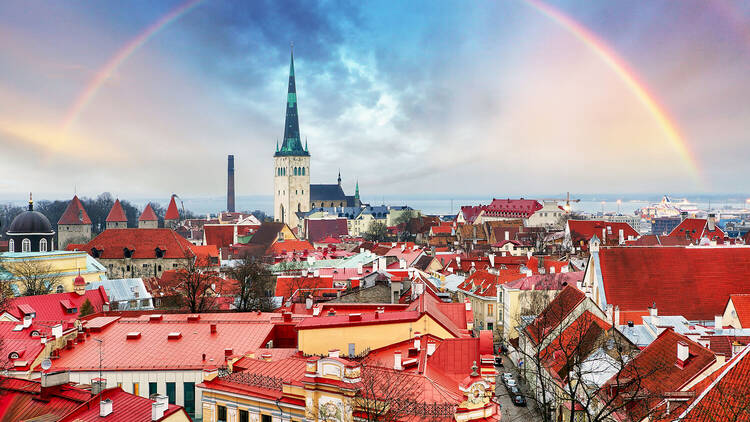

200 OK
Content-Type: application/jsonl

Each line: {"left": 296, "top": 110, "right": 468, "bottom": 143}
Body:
{"left": 165, "top": 196, "right": 180, "bottom": 220}
{"left": 106, "top": 199, "right": 128, "bottom": 223}
{"left": 139, "top": 204, "right": 158, "bottom": 221}
{"left": 58, "top": 195, "right": 91, "bottom": 225}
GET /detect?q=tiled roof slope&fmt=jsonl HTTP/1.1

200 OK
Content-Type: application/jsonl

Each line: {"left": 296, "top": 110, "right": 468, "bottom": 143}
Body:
{"left": 58, "top": 195, "right": 92, "bottom": 225}
{"left": 728, "top": 294, "right": 750, "bottom": 327}
{"left": 0, "top": 376, "right": 93, "bottom": 421}
{"left": 668, "top": 218, "right": 725, "bottom": 242}
{"left": 598, "top": 247, "right": 750, "bottom": 321}
{"left": 79, "top": 228, "right": 195, "bottom": 259}
{"left": 525, "top": 285, "right": 586, "bottom": 344}
{"left": 306, "top": 218, "right": 348, "bottom": 243}
{"left": 59, "top": 387, "right": 187, "bottom": 422}
{"left": 5, "top": 288, "right": 109, "bottom": 324}
{"left": 568, "top": 220, "right": 638, "bottom": 244}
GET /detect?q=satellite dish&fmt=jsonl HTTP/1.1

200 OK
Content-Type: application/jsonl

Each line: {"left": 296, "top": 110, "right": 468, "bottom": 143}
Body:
{"left": 41, "top": 359, "right": 52, "bottom": 371}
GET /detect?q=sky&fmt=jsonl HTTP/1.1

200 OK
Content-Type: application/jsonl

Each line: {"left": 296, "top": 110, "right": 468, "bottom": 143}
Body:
{"left": 0, "top": 0, "right": 748, "bottom": 202}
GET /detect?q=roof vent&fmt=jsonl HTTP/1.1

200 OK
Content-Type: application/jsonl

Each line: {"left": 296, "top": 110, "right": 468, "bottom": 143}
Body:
{"left": 149, "top": 314, "right": 163, "bottom": 323}
{"left": 210, "top": 324, "right": 217, "bottom": 334}
{"left": 348, "top": 313, "right": 362, "bottom": 321}
{"left": 402, "top": 358, "right": 418, "bottom": 368}
{"left": 167, "top": 332, "right": 182, "bottom": 340}
{"left": 126, "top": 332, "right": 141, "bottom": 340}
{"left": 187, "top": 314, "right": 200, "bottom": 322}
{"left": 224, "top": 348, "right": 233, "bottom": 356}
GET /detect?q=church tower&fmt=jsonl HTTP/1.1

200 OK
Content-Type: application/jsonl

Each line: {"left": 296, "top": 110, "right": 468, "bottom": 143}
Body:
{"left": 274, "top": 45, "right": 310, "bottom": 228}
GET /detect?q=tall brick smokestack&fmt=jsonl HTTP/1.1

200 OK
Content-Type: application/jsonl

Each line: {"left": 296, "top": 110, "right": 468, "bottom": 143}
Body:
{"left": 227, "top": 155, "right": 235, "bottom": 212}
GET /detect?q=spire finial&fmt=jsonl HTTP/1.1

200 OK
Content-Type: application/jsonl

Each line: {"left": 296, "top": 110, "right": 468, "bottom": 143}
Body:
{"left": 305, "top": 137, "right": 308, "bottom": 152}
{"left": 338, "top": 169, "right": 341, "bottom": 185}
{"left": 28, "top": 192, "right": 33, "bottom": 211}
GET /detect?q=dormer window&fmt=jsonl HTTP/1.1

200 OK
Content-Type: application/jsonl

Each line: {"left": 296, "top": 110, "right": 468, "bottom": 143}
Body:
{"left": 123, "top": 248, "right": 133, "bottom": 258}
{"left": 8, "top": 352, "right": 19, "bottom": 360}
{"left": 91, "top": 248, "right": 102, "bottom": 258}
{"left": 155, "top": 248, "right": 165, "bottom": 258}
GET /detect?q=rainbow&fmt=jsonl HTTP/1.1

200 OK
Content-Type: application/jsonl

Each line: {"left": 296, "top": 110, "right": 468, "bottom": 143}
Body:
{"left": 61, "top": 0, "right": 204, "bottom": 131}
{"left": 524, "top": 0, "right": 703, "bottom": 182}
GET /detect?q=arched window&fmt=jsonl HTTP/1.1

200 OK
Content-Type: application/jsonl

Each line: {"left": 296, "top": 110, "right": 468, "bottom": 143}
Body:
{"left": 8, "top": 239, "right": 14, "bottom": 252}
{"left": 56, "top": 285, "right": 64, "bottom": 293}
{"left": 22, "top": 238, "right": 31, "bottom": 252}
{"left": 40, "top": 238, "right": 47, "bottom": 252}
{"left": 302, "top": 167, "right": 305, "bottom": 176}
{"left": 298, "top": 203, "right": 301, "bottom": 212}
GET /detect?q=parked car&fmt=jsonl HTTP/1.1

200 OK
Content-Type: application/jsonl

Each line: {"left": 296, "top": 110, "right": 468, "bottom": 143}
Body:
{"left": 512, "top": 394, "right": 527, "bottom": 407}
{"left": 508, "top": 386, "right": 520, "bottom": 395}
{"left": 506, "top": 379, "right": 517, "bottom": 389}
{"left": 501, "top": 373, "right": 513, "bottom": 385}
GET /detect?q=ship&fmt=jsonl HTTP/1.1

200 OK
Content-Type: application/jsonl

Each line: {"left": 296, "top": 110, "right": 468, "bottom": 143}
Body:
{"left": 636, "top": 195, "right": 699, "bottom": 219}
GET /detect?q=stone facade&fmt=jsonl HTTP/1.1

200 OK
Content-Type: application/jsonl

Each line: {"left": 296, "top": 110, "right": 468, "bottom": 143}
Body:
{"left": 57, "top": 224, "right": 91, "bottom": 250}
{"left": 106, "top": 220, "right": 127, "bottom": 230}
{"left": 98, "top": 257, "right": 188, "bottom": 279}
{"left": 274, "top": 154, "right": 310, "bottom": 228}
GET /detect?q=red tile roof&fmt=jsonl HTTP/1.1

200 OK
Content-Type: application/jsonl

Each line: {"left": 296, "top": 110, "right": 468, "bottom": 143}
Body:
{"left": 483, "top": 198, "right": 542, "bottom": 218}
{"left": 668, "top": 218, "right": 725, "bottom": 243}
{"left": 80, "top": 228, "right": 195, "bottom": 259}
{"left": 456, "top": 269, "right": 524, "bottom": 297}
{"left": 597, "top": 247, "right": 750, "bottom": 321}
{"left": 274, "top": 275, "right": 336, "bottom": 299}
{"left": 525, "top": 285, "right": 586, "bottom": 344}
{"left": 707, "top": 335, "right": 750, "bottom": 358}
{"left": 306, "top": 218, "right": 349, "bottom": 243}
{"left": 267, "top": 239, "right": 314, "bottom": 255}
{"left": 58, "top": 387, "right": 187, "bottom": 422}
{"left": 204, "top": 224, "right": 235, "bottom": 249}
{"left": 669, "top": 344, "right": 750, "bottom": 422}
{"left": 5, "top": 288, "right": 109, "bottom": 325}
{"left": 139, "top": 204, "right": 158, "bottom": 221}
{"left": 106, "top": 199, "right": 128, "bottom": 223}
{"left": 727, "top": 294, "right": 750, "bottom": 328}
{"left": 503, "top": 272, "right": 583, "bottom": 291}
{"left": 58, "top": 195, "right": 92, "bottom": 225}
{"left": 568, "top": 220, "right": 639, "bottom": 248}
{"left": 191, "top": 244, "right": 220, "bottom": 267}
{"left": 48, "top": 313, "right": 287, "bottom": 371}
{"left": 459, "top": 205, "right": 483, "bottom": 224}
{"left": 540, "top": 310, "right": 611, "bottom": 378}
{"left": 606, "top": 329, "right": 716, "bottom": 419}
{"left": 0, "top": 376, "right": 93, "bottom": 421}
{"left": 165, "top": 196, "right": 180, "bottom": 220}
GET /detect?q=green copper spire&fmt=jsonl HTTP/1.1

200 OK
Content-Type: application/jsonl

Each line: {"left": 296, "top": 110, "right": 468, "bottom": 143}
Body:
{"left": 275, "top": 44, "right": 308, "bottom": 157}
{"left": 355, "top": 179, "right": 360, "bottom": 200}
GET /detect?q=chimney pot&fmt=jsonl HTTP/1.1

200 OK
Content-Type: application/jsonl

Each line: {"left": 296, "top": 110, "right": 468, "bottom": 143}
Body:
{"left": 210, "top": 324, "right": 217, "bottom": 334}
{"left": 394, "top": 351, "right": 402, "bottom": 370}
{"left": 677, "top": 341, "right": 690, "bottom": 365}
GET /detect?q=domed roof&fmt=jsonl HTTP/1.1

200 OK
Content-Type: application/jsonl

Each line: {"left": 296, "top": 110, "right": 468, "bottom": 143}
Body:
{"left": 8, "top": 197, "right": 54, "bottom": 235}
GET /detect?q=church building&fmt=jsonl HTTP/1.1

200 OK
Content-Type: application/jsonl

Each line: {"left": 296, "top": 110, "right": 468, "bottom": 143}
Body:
{"left": 273, "top": 47, "right": 360, "bottom": 228}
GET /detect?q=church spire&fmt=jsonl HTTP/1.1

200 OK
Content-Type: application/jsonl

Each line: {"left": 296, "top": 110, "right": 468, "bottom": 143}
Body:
{"left": 338, "top": 170, "right": 341, "bottom": 186}
{"left": 275, "top": 43, "right": 308, "bottom": 157}
{"left": 355, "top": 179, "right": 360, "bottom": 200}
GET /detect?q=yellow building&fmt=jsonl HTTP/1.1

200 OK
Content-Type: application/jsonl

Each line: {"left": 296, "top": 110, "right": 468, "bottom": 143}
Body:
{"left": 0, "top": 250, "right": 107, "bottom": 295}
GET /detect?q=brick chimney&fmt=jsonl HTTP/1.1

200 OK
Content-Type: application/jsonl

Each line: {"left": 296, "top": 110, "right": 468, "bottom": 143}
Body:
{"left": 707, "top": 213, "right": 716, "bottom": 232}
{"left": 676, "top": 341, "right": 690, "bottom": 368}
{"left": 394, "top": 351, "right": 402, "bottom": 370}
{"left": 100, "top": 398, "right": 113, "bottom": 417}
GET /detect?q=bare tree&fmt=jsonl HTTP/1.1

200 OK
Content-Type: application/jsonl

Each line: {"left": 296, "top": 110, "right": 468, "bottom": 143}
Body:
{"left": 509, "top": 291, "right": 670, "bottom": 422}
{"left": 7, "top": 259, "right": 62, "bottom": 296}
{"left": 173, "top": 250, "right": 218, "bottom": 313}
{"left": 226, "top": 257, "right": 275, "bottom": 312}
{"left": 363, "top": 221, "right": 388, "bottom": 242}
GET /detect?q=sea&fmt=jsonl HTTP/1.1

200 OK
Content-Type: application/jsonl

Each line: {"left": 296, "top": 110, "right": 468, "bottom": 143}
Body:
{"left": 2, "top": 193, "right": 749, "bottom": 217}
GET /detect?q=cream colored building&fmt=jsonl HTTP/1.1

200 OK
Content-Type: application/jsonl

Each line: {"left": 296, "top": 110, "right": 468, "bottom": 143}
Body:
{"left": 0, "top": 250, "right": 107, "bottom": 294}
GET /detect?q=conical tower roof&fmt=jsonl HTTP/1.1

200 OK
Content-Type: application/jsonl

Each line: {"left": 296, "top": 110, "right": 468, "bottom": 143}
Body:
{"left": 58, "top": 195, "right": 92, "bottom": 225}
{"left": 139, "top": 204, "right": 158, "bottom": 221}
{"left": 106, "top": 199, "right": 128, "bottom": 223}
{"left": 165, "top": 196, "right": 180, "bottom": 220}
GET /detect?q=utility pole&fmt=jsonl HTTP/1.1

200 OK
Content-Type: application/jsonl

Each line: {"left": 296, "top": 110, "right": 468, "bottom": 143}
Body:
{"left": 94, "top": 338, "right": 103, "bottom": 397}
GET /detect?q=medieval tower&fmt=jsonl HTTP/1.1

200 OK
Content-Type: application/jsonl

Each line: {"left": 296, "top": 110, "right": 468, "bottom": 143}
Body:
{"left": 273, "top": 46, "right": 310, "bottom": 227}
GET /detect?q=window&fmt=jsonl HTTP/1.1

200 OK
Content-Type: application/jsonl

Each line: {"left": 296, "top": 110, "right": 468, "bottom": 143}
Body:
{"left": 157, "top": 265, "right": 162, "bottom": 272}
{"left": 487, "top": 322, "right": 493, "bottom": 331}
{"left": 22, "top": 238, "right": 31, "bottom": 252}
{"left": 40, "top": 238, "right": 47, "bottom": 252}
{"left": 8, "top": 239, "right": 13, "bottom": 251}
{"left": 149, "top": 382, "right": 157, "bottom": 398}
{"left": 488, "top": 304, "right": 494, "bottom": 316}
{"left": 184, "top": 382, "right": 195, "bottom": 416}
{"left": 240, "top": 410, "right": 249, "bottom": 422}
{"left": 133, "top": 382, "right": 139, "bottom": 396}
{"left": 166, "top": 382, "right": 175, "bottom": 404}
{"left": 117, "top": 382, "right": 122, "bottom": 388}
{"left": 217, "top": 405, "right": 227, "bottom": 422}
{"left": 56, "top": 285, "right": 64, "bottom": 293}
{"left": 262, "top": 415, "right": 272, "bottom": 422}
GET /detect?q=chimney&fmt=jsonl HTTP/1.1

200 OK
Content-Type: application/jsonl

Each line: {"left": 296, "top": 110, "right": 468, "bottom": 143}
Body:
{"left": 677, "top": 341, "right": 690, "bottom": 367}
{"left": 465, "top": 299, "right": 472, "bottom": 311}
{"left": 100, "top": 398, "right": 113, "bottom": 417}
{"left": 549, "top": 266, "right": 555, "bottom": 274}
{"left": 152, "top": 395, "right": 168, "bottom": 421}
{"left": 488, "top": 254, "right": 495, "bottom": 268}
{"left": 505, "top": 230, "right": 509, "bottom": 241}
{"left": 261, "top": 353, "right": 272, "bottom": 361}
{"left": 394, "top": 351, "right": 402, "bottom": 370}
{"left": 399, "top": 259, "right": 406, "bottom": 269}
{"left": 707, "top": 213, "right": 716, "bottom": 231}
{"left": 649, "top": 306, "right": 658, "bottom": 318}
{"left": 614, "top": 306, "right": 620, "bottom": 326}
{"left": 357, "top": 264, "right": 363, "bottom": 275}
{"left": 456, "top": 256, "right": 461, "bottom": 266}
{"left": 306, "top": 295, "right": 313, "bottom": 309}
{"left": 227, "top": 155, "right": 235, "bottom": 212}
{"left": 210, "top": 324, "right": 217, "bottom": 334}
{"left": 714, "top": 315, "right": 723, "bottom": 329}
{"left": 681, "top": 211, "right": 688, "bottom": 221}
{"left": 414, "top": 332, "right": 421, "bottom": 350}
{"left": 619, "top": 229, "right": 624, "bottom": 244}
{"left": 427, "top": 340, "right": 437, "bottom": 356}
{"left": 328, "top": 349, "right": 340, "bottom": 358}
{"left": 23, "top": 315, "right": 33, "bottom": 328}
{"left": 92, "top": 378, "right": 106, "bottom": 395}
